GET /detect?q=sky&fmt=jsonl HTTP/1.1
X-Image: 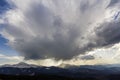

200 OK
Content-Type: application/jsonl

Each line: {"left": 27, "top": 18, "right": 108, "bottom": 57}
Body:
{"left": 0, "top": 0, "right": 120, "bottom": 67}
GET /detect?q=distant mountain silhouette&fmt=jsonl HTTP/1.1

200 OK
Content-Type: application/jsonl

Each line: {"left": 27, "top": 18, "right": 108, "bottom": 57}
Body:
{"left": 1, "top": 62, "right": 38, "bottom": 68}
{"left": 1, "top": 63, "right": 120, "bottom": 80}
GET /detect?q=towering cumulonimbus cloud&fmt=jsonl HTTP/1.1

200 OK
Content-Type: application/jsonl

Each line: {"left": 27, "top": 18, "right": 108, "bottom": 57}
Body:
{"left": 0, "top": 0, "right": 120, "bottom": 60}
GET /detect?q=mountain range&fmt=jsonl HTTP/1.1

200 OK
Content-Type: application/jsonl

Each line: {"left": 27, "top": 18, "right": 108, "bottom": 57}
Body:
{"left": 1, "top": 62, "right": 120, "bottom": 80}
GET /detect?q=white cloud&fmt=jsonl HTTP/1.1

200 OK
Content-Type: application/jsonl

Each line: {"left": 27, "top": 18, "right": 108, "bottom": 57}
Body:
{"left": 0, "top": 54, "right": 23, "bottom": 60}
{"left": 0, "top": 53, "right": 23, "bottom": 65}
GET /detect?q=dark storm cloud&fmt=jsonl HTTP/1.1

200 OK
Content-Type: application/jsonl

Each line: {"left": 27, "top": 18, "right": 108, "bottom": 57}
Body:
{"left": 1, "top": 0, "right": 120, "bottom": 60}
{"left": 107, "top": 0, "right": 120, "bottom": 7}
{"left": 80, "top": 55, "right": 95, "bottom": 60}
{"left": 78, "top": 20, "right": 120, "bottom": 53}
{"left": 96, "top": 21, "right": 120, "bottom": 46}
{"left": 6, "top": 2, "right": 81, "bottom": 60}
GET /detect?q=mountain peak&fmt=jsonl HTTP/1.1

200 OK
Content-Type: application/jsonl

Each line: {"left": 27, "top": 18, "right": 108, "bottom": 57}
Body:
{"left": 1, "top": 62, "right": 38, "bottom": 68}
{"left": 17, "top": 62, "right": 29, "bottom": 66}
